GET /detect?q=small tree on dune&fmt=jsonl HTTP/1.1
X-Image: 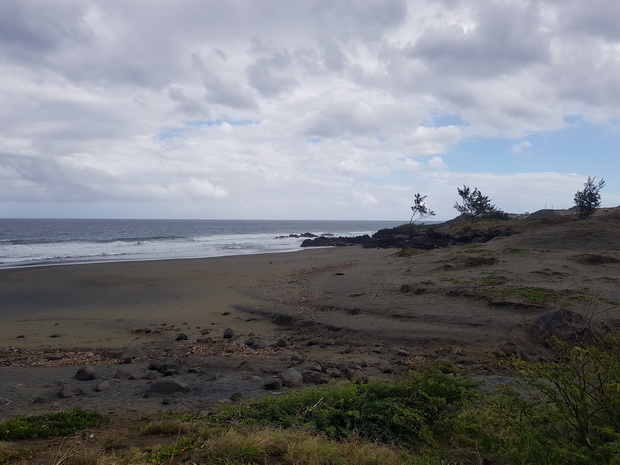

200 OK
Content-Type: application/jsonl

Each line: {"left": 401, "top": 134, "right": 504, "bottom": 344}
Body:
{"left": 454, "top": 185, "right": 508, "bottom": 219}
{"left": 410, "top": 193, "right": 436, "bottom": 224}
{"left": 574, "top": 176, "right": 605, "bottom": 220}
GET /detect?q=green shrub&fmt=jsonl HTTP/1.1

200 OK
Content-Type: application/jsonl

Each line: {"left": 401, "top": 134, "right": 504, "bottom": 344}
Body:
{"left": 465, "top": 336, "right": 620, "bottom": 464}
{"left": 213, "top": 373, "right": 479, "bottom": 447}
{"left": 0, "top": 408, "right": 102, "bottom": 441}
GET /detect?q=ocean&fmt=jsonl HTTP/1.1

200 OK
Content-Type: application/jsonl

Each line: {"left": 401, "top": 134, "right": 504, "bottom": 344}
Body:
{"left": 0, "top": 218, "right": 405, "bottom": 269}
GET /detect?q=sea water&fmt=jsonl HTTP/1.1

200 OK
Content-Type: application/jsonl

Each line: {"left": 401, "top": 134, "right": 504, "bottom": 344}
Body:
{"left": 0, "top": 218, "right": 404, "bottom": 268}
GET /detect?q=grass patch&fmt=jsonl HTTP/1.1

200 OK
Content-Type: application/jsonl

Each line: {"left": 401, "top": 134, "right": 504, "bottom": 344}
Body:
{"left": 0, "top": 408, "right": 102, "bottom": 441}
{"left": 493, "top": 286, "right": 558, "bottom": 303}
{"left": 459, "top": 256, "right": 498, "bottom": 268}
{"left": 395, "top": 248, "right": 420, "bottom": 257}
{"left": 211, "top": 372, "right": 480, "bottom": 448}
{"left": 570, "top": 253, "right": 620, "bottom": 265}
{"left": 478, "top": 274, "right": 509, "bottom": 285}
{"left": 503, "top": 247, "right": 527, "bottom": 253}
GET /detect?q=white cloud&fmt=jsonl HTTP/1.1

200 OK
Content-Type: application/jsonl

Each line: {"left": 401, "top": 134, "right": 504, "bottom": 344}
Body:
{"left": 0, "top": 0, "right": 618, "bottom": 220}
{"left": 511, "top": 140, "right": 532, "bottom": 155}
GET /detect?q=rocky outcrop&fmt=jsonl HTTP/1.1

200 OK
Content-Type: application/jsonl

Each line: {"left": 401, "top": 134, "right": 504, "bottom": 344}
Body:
{"left": 301, "top": 224, "right": 517, "bottom": 250}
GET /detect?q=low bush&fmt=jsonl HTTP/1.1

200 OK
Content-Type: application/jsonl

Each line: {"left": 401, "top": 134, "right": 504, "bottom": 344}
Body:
{"left": 0, "top": 408, "right": 102, "bottom": 441}
{"left": 213, "top": 371, "right": 480, "bottom": 448}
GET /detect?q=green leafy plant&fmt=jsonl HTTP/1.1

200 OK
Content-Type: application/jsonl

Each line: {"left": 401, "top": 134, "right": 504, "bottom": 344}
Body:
{"left": 213, "top": 373, "right": 480, "bottom": 447}
{"left": 574, "top": 176, "right": 605, "bottom": 220}
{"left": 0, "top": 408, "right": 102, "bottom": 441}
{"left": 454, "top": 185, "right": 509, "bottom": 220}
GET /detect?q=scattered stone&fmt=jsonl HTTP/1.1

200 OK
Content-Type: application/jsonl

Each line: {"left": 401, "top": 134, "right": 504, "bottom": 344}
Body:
{"left": 50, "top": 333, "right": 62, "bottom": 338}
{"left": 396, "top": 349, "right": 409, "bottom": 357}
{"left": 114, "top": 369, "right": 136, "bottom": 380}
{"left": 290, "top": 353, "right": 304, "bottom": 362}
{"left": 200, "top": 329, "right": 210, "bottom": 335}
{"left": 175, "top": 333, "right": 188, "bottom": 341}
{"left": 325, "top": 367, "right": 343, "bottom": 378}
{"left": 143, "top": 371, "right": 161, "bottom": 380}
{"left": 377, "top": 360, "right": 394, "bottom": 373}
{"left": 531, "top": 308, "right": 599, "bottom": 342}
{"left": 120, "top": 342, "right": 151, "bottom": 361}
{"left": 59, "top": 384, "right": 83, "bottom": 398}
{"left": 280, "top": 367, "right": 303, "bottom": 387}
{"left": 348, "top": 369, "right": 368, "bottom": 383}
{"left": 145, "top": 379, "right": 190, "bottom": 395}
{"left": 230, "top": 392, "right": 244, "bottom": 402}
{"left": 275, "top": 338, "right": 288, "bottom": 347}
{"left": 95, "top": 381, "right": 112, "bottom": 392}
{"left": 75, "top": 366, "right": 96, "bottom": 381}
{"left": 264, "top": 378, "right": 283, "bottom": 390}
{"left": 495, "top": 340, "right": 521, "bottom": 357}
{"left": 244, "top": 338, "right": 267, "bottom": 349}
{"left": 302, "top": 370, "right": 330, "bottom": 384}
{"left": 223, "top": 328, "right": 235, "bottom": 339}
{"left": 149, "top": 359, "right": 183, "bottom": 376}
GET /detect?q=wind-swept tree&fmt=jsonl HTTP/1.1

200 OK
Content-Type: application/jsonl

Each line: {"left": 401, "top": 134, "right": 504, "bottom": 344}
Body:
{"left": 454, "top": 185, "right": 508, "bottom": 219}
{"left": 574, "top": 176, "right": 605, "bottom": 220}
{"left": 410, "top": 193, "right": 436, "bottom": 224}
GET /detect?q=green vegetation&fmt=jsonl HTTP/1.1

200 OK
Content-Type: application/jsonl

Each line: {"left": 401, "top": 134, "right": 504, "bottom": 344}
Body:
{"left": 0, "top": 407, "right": 102, "bottom": 441}
{"left": 493, "top": 285, "right": 558, "bottom": 303}
{"left": 460, "top": 256, "right": 498, "bottom": 267}
{"left": 5, "top": 341, "right": 620, "bottom": 464}
{"left": 570, "top": 253, "right": 619, "bottom": 265}
{"left": 212, "top": 371, "right": 480, "bottom": 447}
{"left": 410, "top": 192, "right": 436, "bottom": 224}
{"left": 395, "top": 247, "right": 420, "bottom": 257}
{"left": 454, "top": 185, "right": 509, "bottom": 220}
{"left": 574, "top": 176, "right": 605, "bottom": 220}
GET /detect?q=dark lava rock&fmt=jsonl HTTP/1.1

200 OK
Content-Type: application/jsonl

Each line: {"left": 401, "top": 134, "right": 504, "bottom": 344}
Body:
{"left": 59, "top": 384, "right": 83, "bottom": 398}
{"left": 280, "top": 367, "right": 304, "bottom": 387}
{"left": 264, "top": 378, "right": 283, "bottom": 390}
{"left": 145, "top": 379, "right": 190, "bottom": 395}
{"left": 75, "top": 366, "right": 96, "bottom": 381}
{"left": 223, "top": 328, "right": 235, "bottom": 339}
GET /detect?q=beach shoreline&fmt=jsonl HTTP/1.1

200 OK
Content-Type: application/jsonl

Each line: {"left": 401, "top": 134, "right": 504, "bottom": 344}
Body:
{"left": 1, "top": 217, "right": 619, "bottom": 419}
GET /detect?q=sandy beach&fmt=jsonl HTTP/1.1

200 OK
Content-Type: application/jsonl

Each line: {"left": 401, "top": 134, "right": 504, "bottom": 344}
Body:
{"left": 1, "top": 216, "right": 619, "bottom": 419}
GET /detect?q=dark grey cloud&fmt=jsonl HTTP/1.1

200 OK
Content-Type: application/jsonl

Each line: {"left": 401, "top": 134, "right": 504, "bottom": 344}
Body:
{"left": 0, "top": 1, "right": 93, "bottom": 60}
{"left": 558, "top": 0, "right": 620, "bottom": 41}
{"left": 247, "top": 49, "right": 299, "bottom": 97}
{"left": 411, "top": 1, "right": 549, "bottom": 77}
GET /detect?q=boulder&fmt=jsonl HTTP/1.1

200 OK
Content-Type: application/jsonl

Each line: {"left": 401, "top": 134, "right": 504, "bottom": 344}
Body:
{"left": 223, "top": 328, "right": 235, "bottom": 339}
{"left": 75, "top": 366, "right": 96, "bottom": 381}
{"left": 59, "top": 384, "right": 83, "bottom": 398}
{"left": 264, "top": 378, "right": 283, "bottom": 390}
{"left": 377, "top": 360, "right": 394, "bottom": 373}
{"left": 145, "top": 379, "right": 190, "bottom": 395}
{"left": 120, "top": 342, "right": 151, "bottom": 361}
{"left": 531, "top": 309, "right": 599, "bottom": 342}
{"left": 114, "top": 369, "right": 137, "bottom": 380}
{"left": 280, "top": 368, "right": 304, "bottom": 387}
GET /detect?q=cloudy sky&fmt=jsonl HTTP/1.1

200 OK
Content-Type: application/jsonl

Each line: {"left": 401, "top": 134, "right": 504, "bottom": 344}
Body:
{"left": 1, "top": 0, "right": 619, "bottom": 221}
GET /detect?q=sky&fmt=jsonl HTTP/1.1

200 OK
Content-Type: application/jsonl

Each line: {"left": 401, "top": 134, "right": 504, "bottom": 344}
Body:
{"left": 1, "top": 0, "right": 619, "bottom": 221}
